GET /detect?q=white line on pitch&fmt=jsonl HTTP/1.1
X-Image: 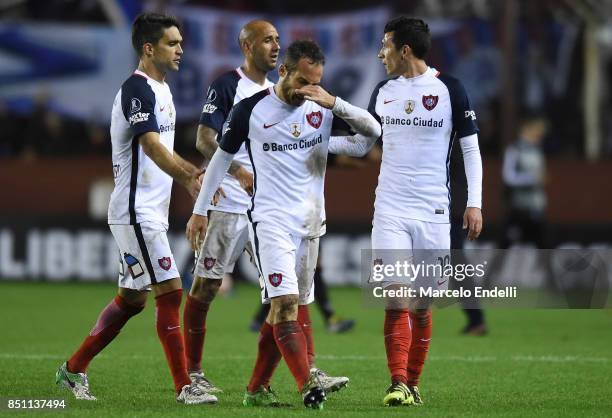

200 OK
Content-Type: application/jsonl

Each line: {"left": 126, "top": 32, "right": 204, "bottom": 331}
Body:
{"left": 0, "top": 353, "right": 609, "bottom": 363}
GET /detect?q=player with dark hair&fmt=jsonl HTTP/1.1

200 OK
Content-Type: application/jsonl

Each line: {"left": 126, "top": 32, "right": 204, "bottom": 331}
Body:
{"left": 369, "top": 16, "right": 483, "bottom": 406}
{"left": 55, "top": 12, "right": 216, "bottom": 405}
{"left": 183, "top": 23, "right": 348, "bottom": 404}
{"left": 186, "top": 39, "right": 381, "bottom": 408}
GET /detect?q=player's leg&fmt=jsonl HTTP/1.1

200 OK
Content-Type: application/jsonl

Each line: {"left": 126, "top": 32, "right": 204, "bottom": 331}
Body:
{"left": 372, "top": 214, "right": 415, "bottom": 406}
{"left": 295, "top": 237, "right": 349, "bottom": 393}
{"left": 246, "top": 222, "right": 324, "bottom": 408}
{"left": 313, "top": 266, "right": 355, "bottom": 333}
{"left": 133, "top": 223, "right": 216, "bottom": 404}
{"left": 56, "top": 225, "right": 151, "bottom": 401}
{"left": 243, "top": 236, "right": 283, "bottom": 406}
{"left": 404, "top": 220, "right": 451, "bottom": 405}
{"left": 184, "top": 211, "right": 246, "bottom": 393}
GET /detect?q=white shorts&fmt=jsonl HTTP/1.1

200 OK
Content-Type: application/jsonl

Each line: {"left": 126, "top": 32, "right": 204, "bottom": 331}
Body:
{"left": 249, "top": 222, "right": 318, "bottom": 305}
{"left": 371, "top": 214, "right": 450, "bottom": 290}
{"left": 110, "top": 222, "right": 179, "bottom": 291}
{"left": 194, "top": 211, "right": 253, "bottom": 280}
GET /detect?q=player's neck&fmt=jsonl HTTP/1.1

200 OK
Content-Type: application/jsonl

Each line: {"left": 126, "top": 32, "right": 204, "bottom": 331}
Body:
{"left": 240, "top": 62, "right": 267, "bottom": 85}
{"left": 138, "top": 60, "right": 166, "bottom": 84}
{"left": 399, "top": 60, "right": 428, "bottom": 79}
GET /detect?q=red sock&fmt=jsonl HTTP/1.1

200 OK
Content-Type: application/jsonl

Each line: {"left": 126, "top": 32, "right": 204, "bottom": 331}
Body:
{"left": 67, "top": 295, "right": 143, "bottom": 373}
{"left": 297, "top": 305, "right": 315, "bottom": 368}
{"left": 155, "top": 289, "right": 191, "bottom": 394}
{"left": 384, "top": 309, "right": 411, "bottom": 385}
{"left": 273, "top": 321, "right": 310, "bottom": 391}
{"left": 247, "top": 321, "right": 282, "bottom": 392}
{"left": 183, "top": 295, "right": 210, "bottom": 373}
{"left": 407, "top": 310, "right": 432, "bottom": 386}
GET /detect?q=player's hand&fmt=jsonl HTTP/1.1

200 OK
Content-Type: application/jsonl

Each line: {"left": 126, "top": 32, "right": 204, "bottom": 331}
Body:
{"left": 186, "top": 214, "right": 208, "bottom": 252}
{"left": 183, "top": 170, "right": 202, "bottom": 200}
{"left": 211, "top": 187, "right": 226, "bottom": 206}
{"left": 463, "top": 207, "right": 483, "bottom": 241}
{"left": 295, "top": 85, "right": 336, "bottom": 109}
{"left": 233, "top": 166, "right": 254, "bottom": 196}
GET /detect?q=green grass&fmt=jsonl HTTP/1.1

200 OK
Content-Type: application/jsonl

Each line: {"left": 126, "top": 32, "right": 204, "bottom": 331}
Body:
{"left": 1, "top": 281, "right": 612, "bottom": 417}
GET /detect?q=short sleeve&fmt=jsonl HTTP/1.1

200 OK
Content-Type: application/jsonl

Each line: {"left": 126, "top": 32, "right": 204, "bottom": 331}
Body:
{"left": 218, "top": 102, "right": 249, "bottom": 154}
{"left": 438, "top": 74, "right": 479, "bottom": 138}
{"left": 121, "top": 76, "right": 159, "bottom": 137}
{"left": 199, "top": 71, "right": 240, "bottom": 134}
{"left": 219, "top": 89, "right": 269, "bottom": 153}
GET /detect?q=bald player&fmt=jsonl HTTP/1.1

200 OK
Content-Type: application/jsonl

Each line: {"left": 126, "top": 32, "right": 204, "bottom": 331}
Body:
{"left": 181, "top": 19, "right": 279, "bottom": 395}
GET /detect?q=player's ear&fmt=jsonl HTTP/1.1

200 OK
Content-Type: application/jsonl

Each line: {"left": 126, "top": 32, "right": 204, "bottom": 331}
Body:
{"left": 278, "top": 64, "right": 287, "bottom": 78}
{"left": 143, "top": 42, "right": 154, "bottom": 57}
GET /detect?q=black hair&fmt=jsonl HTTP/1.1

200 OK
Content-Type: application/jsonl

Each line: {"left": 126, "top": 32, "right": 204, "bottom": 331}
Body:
{"left": 283, "top": 39, "right": 325, "bottom": 73}
{"left": 131, "top": 12, "right": 181, "bottom": 56}
{"left": 383, "top": 16, "right": 430, "bottom": 59}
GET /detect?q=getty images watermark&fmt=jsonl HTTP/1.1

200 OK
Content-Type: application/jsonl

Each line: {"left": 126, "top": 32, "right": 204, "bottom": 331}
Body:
{"left": 369, "top": 257, "right": 516, "bottom": 299}
{"left": 360, "top": 249, "right": 612, "bottom": 308}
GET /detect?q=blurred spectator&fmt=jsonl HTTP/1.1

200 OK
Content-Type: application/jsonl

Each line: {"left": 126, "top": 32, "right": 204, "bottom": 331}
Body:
{"left": 501, "top": 115, "right": 548, "bottom": 248}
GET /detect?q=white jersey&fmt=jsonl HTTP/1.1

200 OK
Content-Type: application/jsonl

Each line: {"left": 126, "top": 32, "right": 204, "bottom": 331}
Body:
{"left": 199, "top": 67, "right": 273, "bottom": 214}
{"left": 108, "top": 70, "right": 176, "bottom": 228}
{"left": 369, "top": 67, "right": 479, "bottom": 223}
{"left": 218, "top": 87, "right": 351, "bottom": 238}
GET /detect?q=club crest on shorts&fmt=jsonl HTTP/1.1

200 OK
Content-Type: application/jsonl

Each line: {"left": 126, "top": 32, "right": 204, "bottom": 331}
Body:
{"left": 404, "top": 99, "right": 416, "bottom": 114}
{"left": 422, "top": 95, "right": 438, "bottom": 111}
{"left": 289, "top": 122, "right": 302, "bottom": 138}
{"left": 158, "top": 257, "right": 172, "bottom": 271}
{"left": 204, "top": 257, "right": 216, "bottom": 270}
{"left": 268, "top": 273, "right": 283, "bottom": 287}
{"left": 306, "top": 111, "right": 322, "bottom": 129}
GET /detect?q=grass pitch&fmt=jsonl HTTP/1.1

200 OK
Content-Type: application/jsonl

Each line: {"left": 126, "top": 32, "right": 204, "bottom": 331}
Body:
{"left": 1, "top": 281, "right": 611, "bottom": 417}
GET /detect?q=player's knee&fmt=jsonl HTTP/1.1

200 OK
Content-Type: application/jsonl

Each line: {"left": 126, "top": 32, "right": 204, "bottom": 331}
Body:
{"left": 190, "top": 277, "right": 222, "bottom": 304}
{"left": 410, "top": 309, "right": 432, "bottom": 328}
{"left": 271, "top": 295, "right": 298, "bottom": 323}
{"left": 118, "top": 288, "right": 148, "bottom": 308}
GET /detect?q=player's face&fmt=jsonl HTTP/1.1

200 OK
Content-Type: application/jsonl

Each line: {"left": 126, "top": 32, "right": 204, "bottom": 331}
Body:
{"left": 378, "top": 32, "right": 403, "bottom": 76}
{"left": 279, "top": 58, "right": 324, "bottom": 106}
{"left": 152, "top": 26, "right": 183, "bottom": 72}
{"left": 250, "top": 24, "right": 280, "bottom": 72}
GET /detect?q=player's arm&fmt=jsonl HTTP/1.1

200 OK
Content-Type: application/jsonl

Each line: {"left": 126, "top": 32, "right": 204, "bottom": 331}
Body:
{"left": 195, "top": 124, "right": 253, "bottom": 196}
{"left": 328, "top": 133, "right": 378, "bottom": 157}
{"left": 450, "top": 78, "right": 483, "bottom": 240}
{"left": 296, "top": 85, "right": 382, "bottom": 138}
{"left": 198, "top": 80, "right": 253, "bottom": 195}
{"left": 187, "top": 104, "right": 249, "bottom": 251}
{"left": 139, "top": 133, "right": 201, "bottom": 199}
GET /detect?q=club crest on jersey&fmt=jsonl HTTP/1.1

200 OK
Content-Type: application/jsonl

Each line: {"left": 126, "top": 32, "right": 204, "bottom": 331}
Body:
{"left": 158, "top": 257, "right": 172, "bottom": 271}
{"left": 268, "top": 273, "right": 283, "bottom": 287}
{"left": 422, "top": 95, "right": 438, "bottom": 111}
{"left": 404, "top": 100, "right": 416, "bottom": 114}
{"left": 204, "top": 257, "right": 216, "bottom": 270}
{"left": 306, "top": 111, "right": 322, "bottom": 129}
{"left": 289, "top": 122, "right": 302, "bottom": 138}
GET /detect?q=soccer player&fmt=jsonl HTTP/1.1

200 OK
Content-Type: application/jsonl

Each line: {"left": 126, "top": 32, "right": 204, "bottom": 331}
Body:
{"left": 186, "top": 40, "right": 381, "bottom": 408}
{"left": 183, "top": 22, "right": 349, "bottom": 403}
{"left": 182, "top": 19, "right": 278, "bottom": 396}
{"left": 55, "top": 13, "right": 216, "bottom": 405}
{"left": 369, "top": 17, "right": 483, "bottom": 406}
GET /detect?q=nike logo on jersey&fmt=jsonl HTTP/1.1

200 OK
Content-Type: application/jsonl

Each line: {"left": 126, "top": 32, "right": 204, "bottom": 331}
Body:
{"left": 160, "top": 106, "right": 165, "bottom": 111}
{"left": 263, "top": 122, "right": 280, "bottom": 129}
{"left": 437, "top": 279, "right": 447, "bottom": 286}
{"left": 384, "top": 99, "right": 397, "bottom": 104}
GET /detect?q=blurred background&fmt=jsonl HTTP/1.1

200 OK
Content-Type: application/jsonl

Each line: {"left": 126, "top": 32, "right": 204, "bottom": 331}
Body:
{"left": 1, "top": 0, "right": 612, "bottom": 285}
